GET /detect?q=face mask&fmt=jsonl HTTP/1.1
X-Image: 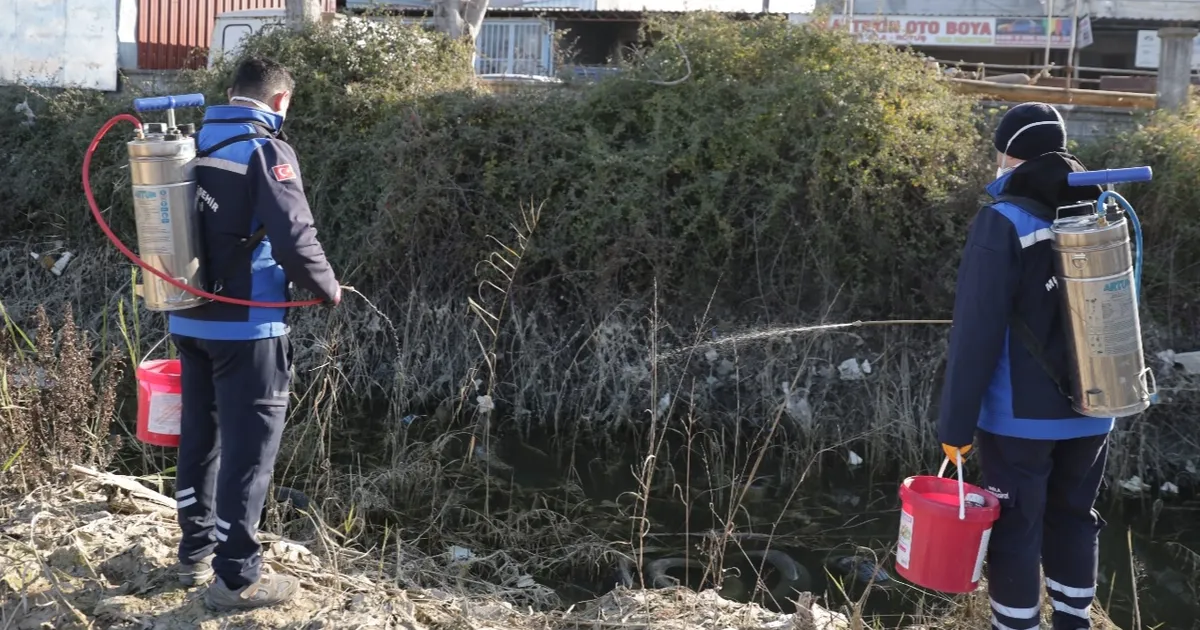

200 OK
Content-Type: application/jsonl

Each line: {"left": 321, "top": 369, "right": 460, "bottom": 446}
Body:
{"left": 996, "top": 166, "right": 1014, "bottom": 180}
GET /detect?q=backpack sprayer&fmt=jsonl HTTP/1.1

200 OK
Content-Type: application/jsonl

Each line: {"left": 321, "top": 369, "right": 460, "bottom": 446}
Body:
{"left": 894, "top": 166, "right": 1158, "bottom": 597}
{"left": 1054, "top": 166, "right": 1156, "bottom": 418}
{"left": 83, "top": 95, "right": 397, "bottom": 448}
{"left": 83, "top": 93, "right": 324, "bottom": 311}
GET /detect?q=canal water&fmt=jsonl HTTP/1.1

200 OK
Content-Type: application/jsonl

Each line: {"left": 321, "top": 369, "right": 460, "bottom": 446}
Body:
{"left": 481, "top": 429, "right": 1200, "bottom": 629}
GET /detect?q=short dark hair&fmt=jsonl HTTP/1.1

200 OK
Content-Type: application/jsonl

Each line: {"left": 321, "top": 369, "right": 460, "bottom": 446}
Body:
{"left": 230, "top": 57, "right": 295, "bottom": 102}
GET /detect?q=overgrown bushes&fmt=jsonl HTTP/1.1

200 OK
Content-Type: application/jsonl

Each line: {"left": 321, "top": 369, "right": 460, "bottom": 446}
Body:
{"left": 1, "top": 14, "right": 1198, "bottom": 485}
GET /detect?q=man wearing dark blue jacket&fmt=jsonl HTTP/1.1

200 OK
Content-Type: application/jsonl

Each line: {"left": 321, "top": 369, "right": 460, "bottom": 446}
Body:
{"left": 171, "top": 57, "right": 341, "bottom": 611}
{"left": 938, "top": 102, "right": 1111, "bottom": 630}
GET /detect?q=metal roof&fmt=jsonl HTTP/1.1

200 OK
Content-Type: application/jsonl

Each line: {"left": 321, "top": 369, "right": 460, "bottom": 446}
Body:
{"left": 345, "top": 0, "right": 811, "bottom": 13}
{"left": 1089, "top": 0, "right": 1200, "bottom": 22}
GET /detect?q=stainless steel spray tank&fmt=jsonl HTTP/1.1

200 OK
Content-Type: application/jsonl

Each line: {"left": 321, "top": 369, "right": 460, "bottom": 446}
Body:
{"left": 127, "top": 95, "right": 207, "bottom": 312}
{"left": 1053, "top": 167, "right": 1156, "bottom": 418}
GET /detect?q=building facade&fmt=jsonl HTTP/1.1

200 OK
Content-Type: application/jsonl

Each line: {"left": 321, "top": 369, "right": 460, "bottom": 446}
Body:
{"left": 811, "top": 0, "right": 1199, "bottom": 90}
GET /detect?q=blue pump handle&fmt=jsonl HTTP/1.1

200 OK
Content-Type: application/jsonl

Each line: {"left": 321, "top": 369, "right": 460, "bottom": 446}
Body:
{"left": 133, "top": 94, "right": 206, "bottom": 112}
{"left": 1067, "top": 167, "right": 1153, "bottom": 187}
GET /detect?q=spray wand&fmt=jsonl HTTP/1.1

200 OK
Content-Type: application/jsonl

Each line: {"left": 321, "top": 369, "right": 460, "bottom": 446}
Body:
{"left": 83, "top": 99, "right": 337, "bottom": 309}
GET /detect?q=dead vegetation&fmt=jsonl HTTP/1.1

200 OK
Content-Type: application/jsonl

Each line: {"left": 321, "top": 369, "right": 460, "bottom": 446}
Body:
{"left": 0, "top": 474, "right": 1128, "bottom": 630}
{"left": 1, "top": 478, "right": 860, "bottom": 630}
{"left": 0, "top": 304, "right": 123, "bottom": 488}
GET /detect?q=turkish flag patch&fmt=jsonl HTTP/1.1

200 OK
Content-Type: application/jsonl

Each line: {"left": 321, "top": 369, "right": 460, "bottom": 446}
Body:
{"left": 271, "top": 164, "right": 296, "bottom": 182}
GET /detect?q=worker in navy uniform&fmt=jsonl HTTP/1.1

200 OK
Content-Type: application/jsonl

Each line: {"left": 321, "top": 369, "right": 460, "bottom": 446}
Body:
{"left": 938, "top": 102, "right": 1111, "bottom": 630}
{"left": 170, "top": 56, "right": 341, "bottom": 611}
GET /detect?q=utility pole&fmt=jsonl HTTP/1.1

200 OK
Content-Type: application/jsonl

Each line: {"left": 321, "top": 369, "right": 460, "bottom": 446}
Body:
{"left": 1066, "top": 0, "right": 1080, "bottom": 95}
{"left": 286, "top": 0, "right": 321, "bottom": 31}
{"left": 1043, "top": 0, "right": 1055, "bottom": 72}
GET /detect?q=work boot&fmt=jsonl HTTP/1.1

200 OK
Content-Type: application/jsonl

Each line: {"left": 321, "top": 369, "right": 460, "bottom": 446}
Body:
{"left": 203, "top": 572, "right": 300, "bottom": 611}
{"left": 178, "top": 556, "right": 214, "bottom": 586}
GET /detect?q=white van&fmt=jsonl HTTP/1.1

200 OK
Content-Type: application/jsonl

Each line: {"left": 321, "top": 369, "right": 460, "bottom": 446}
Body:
{"left": 207, "top": 8, "right": 558, "bottom": 80}
{"left": 208, "top": 9, "right": 344, "bottom": 68}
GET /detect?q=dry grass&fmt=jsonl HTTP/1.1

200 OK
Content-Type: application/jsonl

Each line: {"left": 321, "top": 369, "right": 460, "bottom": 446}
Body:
{"left": 0, "top": 237, "right": 1161, "bottom": 630}
{"left": 0, "top": 475, "right": 1133, "bottom": 630}
{"left": 0, "top": 478, "right": 858, "bottom": 630}
{"left": 0, "top": 302, "right": 122, "bottom": 488}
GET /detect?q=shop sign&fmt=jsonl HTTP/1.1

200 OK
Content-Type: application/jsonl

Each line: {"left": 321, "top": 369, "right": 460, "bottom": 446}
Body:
{"left": 829, "top": 16, "right": 995, "bottom": 47}
{"left": 1077, "top": 15, "right": 1093, "bottom": 49}
{"left": 819, "top": 15, "right": 1078, "bottom": 49}
{"left": 994, "top": 17, "right": 1074, "bottom": 48}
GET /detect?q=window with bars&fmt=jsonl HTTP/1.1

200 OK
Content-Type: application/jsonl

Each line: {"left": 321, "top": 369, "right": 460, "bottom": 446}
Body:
{"left": 475, "top": 20, "right": 554, "bottom": 76}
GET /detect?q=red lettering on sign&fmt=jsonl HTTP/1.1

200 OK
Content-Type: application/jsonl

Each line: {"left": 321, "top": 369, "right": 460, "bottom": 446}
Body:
{"left": 946, "top": 21, "right": 989, "bottom": 36}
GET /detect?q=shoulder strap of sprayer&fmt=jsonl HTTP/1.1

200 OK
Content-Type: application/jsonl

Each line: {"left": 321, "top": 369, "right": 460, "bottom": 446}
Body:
{"left": 193, "top": 119, "right": 280, "bottom": 160}
{"left": 193, "top": 121, "right": 277, "bottom": 295}
{"left": 991, "top": 195, "right": 1075, "bottom": 402}
{"left": 1007, "top": 314, "right": 1074, "bottom": 402}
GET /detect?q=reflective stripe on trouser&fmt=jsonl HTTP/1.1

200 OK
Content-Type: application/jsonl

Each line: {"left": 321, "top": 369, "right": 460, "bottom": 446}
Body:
{"left": 977, "top": 430, "right": 1108, "bottom": 630}
{"left": 991, "top": 598, "right": 1040, "bottom": 630}
{"left": 174, "top": 334, "right": 293, "bottom": 590}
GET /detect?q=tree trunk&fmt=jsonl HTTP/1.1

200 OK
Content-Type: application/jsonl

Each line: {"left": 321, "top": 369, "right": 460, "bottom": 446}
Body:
{"left": 433, "top": 0, "right": 491, "bottom": 70}
{"left": 286, "top": 0, "right": 322, "bottom": 31}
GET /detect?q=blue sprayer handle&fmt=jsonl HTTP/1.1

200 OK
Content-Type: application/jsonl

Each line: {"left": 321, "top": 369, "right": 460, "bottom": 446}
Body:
{"left": 1067, "top": 167, "right": 1153, "bottom": 187}
{"left": 133, "top": 94, "right": 206, "bottom": 112}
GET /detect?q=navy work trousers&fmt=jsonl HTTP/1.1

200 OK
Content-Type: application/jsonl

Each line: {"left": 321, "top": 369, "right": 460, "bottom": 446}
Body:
{"left": 977, "top": 429, "right": 1108, "bottom": 630}
{"left": 173, "top": 334, "right": 292, "bottom": 590}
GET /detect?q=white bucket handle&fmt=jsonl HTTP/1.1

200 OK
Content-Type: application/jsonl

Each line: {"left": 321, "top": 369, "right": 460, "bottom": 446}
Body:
{"left": 936, "top": 453, "right": 967, "bottom": 521}
{"left": 140, "top": 334, "right": 170, "bottom": 365}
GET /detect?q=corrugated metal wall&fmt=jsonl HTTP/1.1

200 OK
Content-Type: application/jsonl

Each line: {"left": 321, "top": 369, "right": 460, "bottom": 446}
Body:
{"left": 138, "top": 0, "right": 337, "bottom": 70}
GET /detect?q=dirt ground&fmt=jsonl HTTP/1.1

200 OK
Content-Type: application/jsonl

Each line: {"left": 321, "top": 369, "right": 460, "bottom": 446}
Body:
{"left": 0, "top": 477, "right": 855, "bottom": 630}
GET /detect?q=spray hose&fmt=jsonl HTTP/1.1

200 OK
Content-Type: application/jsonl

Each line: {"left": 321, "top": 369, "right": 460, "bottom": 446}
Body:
{"left": 1098, "top": 190, "right": 1144, "bottom": 300}
{"left": 1068, "top": 166, "right": 1151, "bottom": 303}
{"left": 84, "top": 113, "right": 326, "bottom": 309}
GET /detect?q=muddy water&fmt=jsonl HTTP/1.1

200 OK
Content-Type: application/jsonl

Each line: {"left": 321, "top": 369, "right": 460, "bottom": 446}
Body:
{"left": 486, "top": 431, "right": 1200, "bottom": 630}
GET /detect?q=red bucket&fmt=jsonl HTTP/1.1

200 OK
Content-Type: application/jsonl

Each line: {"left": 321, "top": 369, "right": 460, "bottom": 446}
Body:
{"left": 895, "top": 470, "right": 1000, "bottom": 593}
{"left": 136, "top": 359, "right": 183, "bottom": 447}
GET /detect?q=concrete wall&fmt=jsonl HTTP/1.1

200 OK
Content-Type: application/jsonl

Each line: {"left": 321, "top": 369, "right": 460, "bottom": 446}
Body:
{"left": 118, "top": 0, "right": 138, "bottom": 70}
{"left": 0, "top": 0, "right": 120, "bottom": 90}
{"left": 120, "top": 69, "right": 186, "bottom": 94}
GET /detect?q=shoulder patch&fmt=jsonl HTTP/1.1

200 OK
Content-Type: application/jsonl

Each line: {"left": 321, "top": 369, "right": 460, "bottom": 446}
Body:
{"left": 271, "top": 164, "right": 297, "bottom": 182}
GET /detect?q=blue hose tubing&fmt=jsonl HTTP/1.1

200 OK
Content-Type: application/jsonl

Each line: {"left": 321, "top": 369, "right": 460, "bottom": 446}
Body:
{"left": 1097, "top": 191, "right": 1143, "bottom": 300}
{"left": 1097, "top": 190, "right": 1156, "bottom": 405}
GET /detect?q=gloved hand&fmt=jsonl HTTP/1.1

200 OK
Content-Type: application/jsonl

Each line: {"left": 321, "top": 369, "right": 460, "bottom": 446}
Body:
{"left": 942, "top": 443, "right": 972, "bottom": 466}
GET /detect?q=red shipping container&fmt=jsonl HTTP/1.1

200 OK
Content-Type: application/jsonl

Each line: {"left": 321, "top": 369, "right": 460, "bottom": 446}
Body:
{"left": 138, "top": 0, "right": 338, "bottom": 70}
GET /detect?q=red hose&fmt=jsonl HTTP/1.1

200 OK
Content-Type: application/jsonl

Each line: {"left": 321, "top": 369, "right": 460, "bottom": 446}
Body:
{"left": 84, "top": 114, "right": 323, "bottom": 308}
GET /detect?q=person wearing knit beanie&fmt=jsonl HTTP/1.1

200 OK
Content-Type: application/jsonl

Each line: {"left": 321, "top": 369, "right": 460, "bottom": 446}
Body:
{"left": 992, "top": 102, "right": 1067, "bottom": 176}
{"left": 939, "top": 99, "right": 1112, "bottom": 630}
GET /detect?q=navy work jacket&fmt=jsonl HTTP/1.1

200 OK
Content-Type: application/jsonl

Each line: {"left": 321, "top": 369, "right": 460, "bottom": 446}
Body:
{"left": 169, "top": 104, "right": 339, "bottom": 341}
{"left": 937, "top": 152, "right": 1116, "bottom": 447}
